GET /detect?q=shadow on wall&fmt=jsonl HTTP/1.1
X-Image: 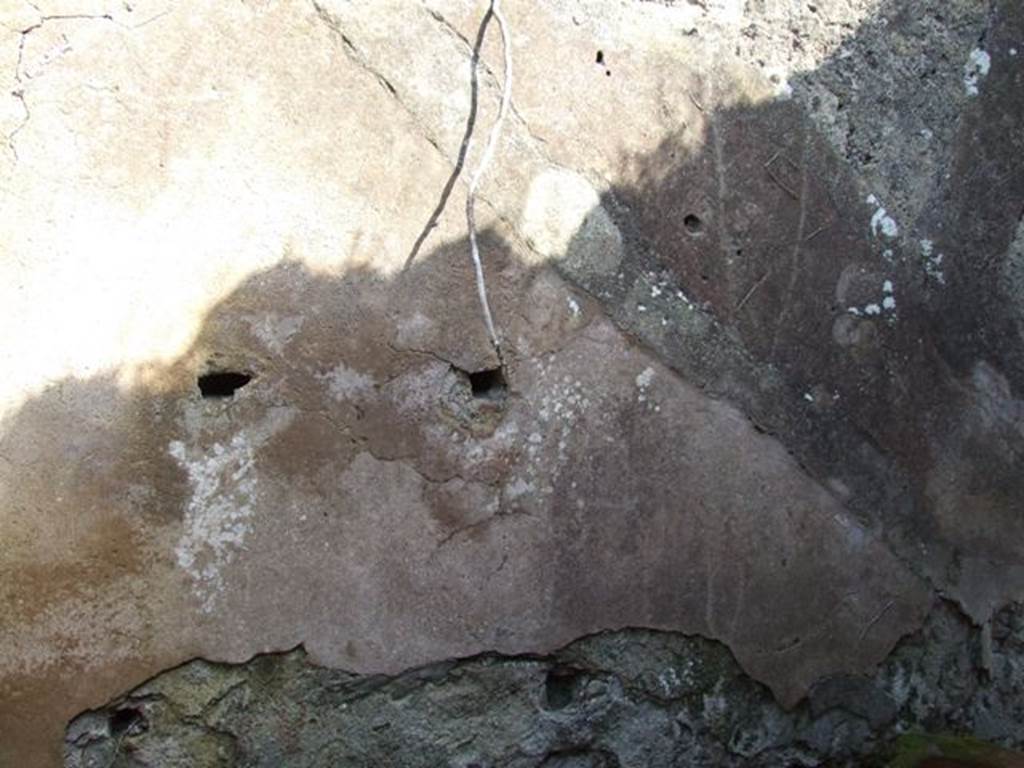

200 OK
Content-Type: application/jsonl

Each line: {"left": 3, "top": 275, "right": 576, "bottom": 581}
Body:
{"left": 2, "top": 0, "right": 1024, "bottom": 764}
{"left": 0, "top": 229, "right": 527, "bottom": 763}
{"left": 551, "top": 0, "right": 1024, "bottom": 622}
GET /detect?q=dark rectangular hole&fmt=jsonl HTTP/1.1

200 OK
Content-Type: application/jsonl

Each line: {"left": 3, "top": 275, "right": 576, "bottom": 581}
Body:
{"left": 198, "top": 371, "right": 252, "bottom": 398}
{"left": 468, "top": 367, "right": 507, "bottom": 401}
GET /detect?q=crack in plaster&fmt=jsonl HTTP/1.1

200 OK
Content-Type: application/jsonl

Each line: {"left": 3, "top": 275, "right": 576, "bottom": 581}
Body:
{"left": 5, "top": 11, "right": 114, "bottom": 161}
{"left": 309, "top": 0, "right": 447, "bottom": 158}
{"left": 420, "top": 2, "right": 548, "bottom": 149}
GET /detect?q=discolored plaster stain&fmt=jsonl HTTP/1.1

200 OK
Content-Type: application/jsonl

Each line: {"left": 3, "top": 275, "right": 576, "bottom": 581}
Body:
{"left": 0, "top": 513, "right": 143, "bottom": 628}
{"left": 0, "top": 379, "right": 192, "bottom": 693}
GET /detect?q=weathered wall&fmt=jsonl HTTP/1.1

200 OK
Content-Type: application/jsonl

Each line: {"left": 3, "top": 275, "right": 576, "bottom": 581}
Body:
{"left": 64, "top": 599, "right": 1024, "bottom": 767}
{"left": 1, "top": 0, "right": 1022, "bottom": 765}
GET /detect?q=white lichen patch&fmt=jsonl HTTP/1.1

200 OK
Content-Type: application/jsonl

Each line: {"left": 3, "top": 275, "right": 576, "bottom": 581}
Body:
{"left": 536, "top": 370, "right": 591, "bottom": 429}
{"left": 636, "top": 367, "right": 655, "bottom": 389}
{"left": 170, "top": 407, "right": 296, "bottom": 612}
{"left": 635, "top": 366, "right": 660, "bottom": 409}
{"left": 882, "top": 280, "right": 896, "bottom": 311}
{"left": 394, "top": 311, "right": 436, "bottom": 350}
{"left": 320, "top": 362, "right": 375, "bottom": 401}
{"left": 848, "top": 280, "right": 897, "bottom": 320}
{"left": 645, "top": 271, "right": 693, "bottom": 309}
{"left": 626, "top": 273, "right": 697, "bottom": 336}
{"left": 867, "top": 195, "right": 899, "bottom": 239}
{"left": 964, "top": 48, "right": 991, "bottom": 96}
{"left": 248, "top": 313, "right": 304, "bottom": 355}
{"left": 658, "top": 666, "right": 684, "bottom": 697}
{"left": 504, "top": 476, "right": 536, "bottom": 501}
{"left": 920, "top": 239, "right": 946, "bottom": 285}
{"left": 523, "top": 363, "right": 595, "bottom": 488}
{"left": 451, "top": 418, "right": 520, "bottom": 473}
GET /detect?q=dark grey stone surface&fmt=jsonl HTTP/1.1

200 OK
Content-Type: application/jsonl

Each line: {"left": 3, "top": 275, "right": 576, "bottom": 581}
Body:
{"left": 65, "top": 600, "right": 1024, "bottom": 767}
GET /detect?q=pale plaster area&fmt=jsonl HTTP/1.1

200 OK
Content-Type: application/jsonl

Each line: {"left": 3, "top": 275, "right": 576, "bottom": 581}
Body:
{"left": 0, "top": 0, "right": 884, "bottom": 418}
{"left": 0, "top": 0, "right": 452, "bottom": 417}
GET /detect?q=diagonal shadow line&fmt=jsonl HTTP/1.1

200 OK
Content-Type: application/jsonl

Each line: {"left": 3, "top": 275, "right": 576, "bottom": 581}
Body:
{"left": 404, "top": 8, "right": 493, "bottom": 270}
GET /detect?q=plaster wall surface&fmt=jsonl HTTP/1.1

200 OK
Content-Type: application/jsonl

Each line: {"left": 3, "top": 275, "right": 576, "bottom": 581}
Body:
{"left": 0, "top": 0, "right": 1022, "bottom": 764}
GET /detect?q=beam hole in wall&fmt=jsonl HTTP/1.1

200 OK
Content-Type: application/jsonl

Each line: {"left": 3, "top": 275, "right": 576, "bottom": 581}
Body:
{"left": 109, "top": 707, "right": 146, "bottom": 738}
{"left": 544, "top": 668, "right": 584, "bottom": 710}
{"left": 468, "top": 367, "right": 508, "bottom": 402}
{"left": 441, "top": 365, "right": 509, "bottom": 435}
{"left": 197, "top": 371, "right": 253, "bottom": 398}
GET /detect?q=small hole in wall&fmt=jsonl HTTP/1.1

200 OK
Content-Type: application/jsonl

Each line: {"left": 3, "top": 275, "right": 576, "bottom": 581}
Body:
{"left": 683, "top": 214, "right": 703, "bottom": 234}
{"left": 468, "top": 367, "right": 508, "bottom": 401}
{"left": 198, "top": 371, "right": 253, "bottom": 398}
{"left": 595, "top": 50, "right": 604, "bottom": 65}
{"left": 109, "top": 707, "right": 145, "bottom": 737}
{"left": 544, "top": 668, "right": 583, "bottom": 710}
